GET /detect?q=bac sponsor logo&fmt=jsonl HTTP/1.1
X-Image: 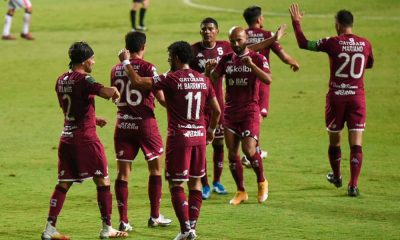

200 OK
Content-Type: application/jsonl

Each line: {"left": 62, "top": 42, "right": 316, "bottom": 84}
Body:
{"left": 227, "top": 78, "right": 248, "bottom": 86}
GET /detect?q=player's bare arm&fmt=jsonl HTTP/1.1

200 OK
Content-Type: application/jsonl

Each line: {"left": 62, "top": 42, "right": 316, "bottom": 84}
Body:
{"left": 248, "top": 24, "right": 287, "bottom": 52}
{"left": 95, "top": 117, "right": 107, "bottom": 128}
{"left": 99, "top": 86, "right": 120, "bottom": 103}
{"left": 118, "top": 49, "right": 153, "bottom": 90}
{"left": 241, "top": 56, "right": 271, "bottom": 84}
{"left": 155, "top": 90, "right": 166, "bottom": 107}
{"left": 205, "top": 59, "right": 219, "bottom": 82}
{"left": 206, "top": 96, "right": 221, "bottom": 144}
{"left": 278, "top": 49, "right": 300, "bottom": 72}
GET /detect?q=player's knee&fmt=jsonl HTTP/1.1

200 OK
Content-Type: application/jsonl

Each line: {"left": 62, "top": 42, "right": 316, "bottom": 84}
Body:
{"left": 7, "top": 9, "right": 15, "bottom": 16}
{"left": 93, "top": 177, "right": 110, "bottom": 186}
{"left": 57, "top": 182, "right": 72, "bottom": 192}
{"left": 25, "top": 8, "right": 32, "bottom": 14}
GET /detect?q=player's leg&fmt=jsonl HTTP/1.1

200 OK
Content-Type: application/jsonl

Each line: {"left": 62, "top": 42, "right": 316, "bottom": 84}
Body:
{"left": 347, "top": 131, "right": 363, "bottom": 196}
{"left": 326, "top": 131, "right": 343, "bottom": 187}
{"left": 242, "top": 136, "right": 268, "bottom": 203}
{"left": 41, "top": 181, "right": 72, "bottom": 240}
{"left": 20, "top": 4, "right": 34, "bottom": 40}
{"left": 169, "top": 180, "right": 191, "bottom": 239}
{"left": 225, "top": 128, "right": 247, "bottom": 205}
{"left": 2, "top": 8, "right": 16, "bottom": 40}
{"left": 147, "top": 157, "right": 172, "bottom": 227}
{"left": 130, "top": 0, "right": 141, "bottom": 31}
{"left": 211, "top": 136, "right": 227, "bottom": 194}
{"left": 115, "top": 161, "right": 133, "bottom": 231}
{"left": 94, "top": 177, "right": 128, "bottom": 238}
{"left": 137, "top": 0, "right": 149, "bottom": 31}
{"left": 187, "top": 177, "right": 202, "bottom": 239}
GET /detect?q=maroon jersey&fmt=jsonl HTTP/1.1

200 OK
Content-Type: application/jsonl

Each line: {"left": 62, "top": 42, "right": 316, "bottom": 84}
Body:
{"left": 190, "top": 40, "right": 231, "bottom": 120}
{"left": 152, "top": 69, "right": 216, "bottom": 147}
{"left": 110, "top": 58, "right": 159, "bottom": 136}
{"left": 213, "top": 50, "right": 270, "bottom": 123}
{"left": 55, "top": 71, "right": 103, "bottom": 144}
{"left": 316, "top": 34, "right": 374, "bottom": 96}
{"left": 246, "top": 27, "right": 282, "bottom": 115}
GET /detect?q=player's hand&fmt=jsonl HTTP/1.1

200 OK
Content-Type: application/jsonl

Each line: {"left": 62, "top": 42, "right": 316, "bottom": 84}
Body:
{"left": 206, "top": 131, "right": 215, "bottom": 145}
{"left": 111, "top": 86, "right": 121, "bottom": 103}
{"left": 96, "top": 117, "right": 107, "bottom": 128}
{"left": 118, "top": 49, "right": 130, "bottom": 62}
{"left": 205, "top": 59, "right": 217, "bottom": 72}
{"left": 290, "top": 62, "right": 300, "bottom": 72}
{"left": 275, "top": 24, "right": 287, "bottom": 41}
{"left": 289, "top": 3, "right": 304, "bottom": 22}
{"left": 241, "top": 56, "right": 254, "bottom": 67}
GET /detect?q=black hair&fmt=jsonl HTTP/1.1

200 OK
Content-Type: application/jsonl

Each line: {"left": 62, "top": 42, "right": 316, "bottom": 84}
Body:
{"left": 68, "top": 41, "right": 94, "bottom": 69}
{"left": 125, "top": 31, "right": 146, "bottom": 53}
{"left": 167, "top": 41, "right": 194, "bottom": 64}
{"left": 243, "top": 6, "right": 262, "bottom": 25}
{"left": 200, "top": 17, "right": 219, "bottom": 29}
{"left": 336, "top": 10, "right": 353, "bottom": 27}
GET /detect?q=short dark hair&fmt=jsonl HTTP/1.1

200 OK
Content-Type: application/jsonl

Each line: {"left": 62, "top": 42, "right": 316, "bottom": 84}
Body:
{"left": 125, "top": 31, "right": 146, "bottom": 53}
{"left": 168, "top": 41, "right": 194, "bottom": 64}
{"left": 68, "top": 41, "right": 94, "bottom": 69}
{"left": 243, "top": 6, "right": 262, "bottom": 25}
{"left": 336, "top": 10, "right": 353, "bottom": 27}
{"left": 200, "top": 17, "right": 219, "bottom": 29}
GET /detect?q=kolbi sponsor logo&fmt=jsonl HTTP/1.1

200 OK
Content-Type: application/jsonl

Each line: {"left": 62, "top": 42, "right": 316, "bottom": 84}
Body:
{"left": 226, "top": 65, "right": 251, "bottom": 74}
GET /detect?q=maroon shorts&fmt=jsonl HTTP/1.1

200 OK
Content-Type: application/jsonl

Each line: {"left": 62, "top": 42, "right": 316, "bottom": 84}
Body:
{"left": 165, "top": 145, "right": 206, "bottom": 181}
{"left": 325, "top": 94, "right": 366, "bottom": 132}
{"left": 224, "top": 118, "right": 260, "bottom": 141}
{"left": 258, "top": 83, "right": 270, "bottom": 118}
{"left": 58, "top": 141, "right": 108, "bottom": 182}
{"left": 114, "top": 120, "right": 164, "bottom": 162}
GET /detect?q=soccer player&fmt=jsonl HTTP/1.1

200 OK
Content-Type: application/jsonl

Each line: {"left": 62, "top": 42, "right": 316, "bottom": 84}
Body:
{"left": 206, "top": 26, "right": 285, "bottom": 205}
{"left": 191, "top": 17, "right": 288, "bottom": 200}
{"left": 130, "top": 0, "right": 149, "bottom": 31}
{"left": 2, "top": 0, "right": 34, "bottom": 40}
{"left": 110, "top": 31, "right": 172, "bottom": 232}
{"left": 241, "top": 5, "right": 300, "bottom": 168}
{"left": 119, "top": 41, "right": 221, "bottom": 240}
{"left": 41, "top": 42, "right": 127, "bottom": 240}
{"left": 289, "top": 4, "right": 374, "bottom": 196}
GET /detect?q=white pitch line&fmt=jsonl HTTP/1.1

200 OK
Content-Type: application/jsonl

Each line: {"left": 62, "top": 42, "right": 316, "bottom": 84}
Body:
{"left": 182, "top": 0, "right": 400, "bottom": 21}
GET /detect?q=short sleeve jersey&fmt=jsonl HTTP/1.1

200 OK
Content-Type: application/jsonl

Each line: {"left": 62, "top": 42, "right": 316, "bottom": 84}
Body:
{"left": 152, "top": 69, "right": 216, "bottom": 146}
{"left": 55, "top": 71, "right": 103, "bottom": 144}
{"left": 190, "top": 40, "right": 231, "bottom": 116}
{"left": 213, "top": 51, "right": 270, "bottom": 122}
{"left": 316, "top": 34, "right": 374, "bottom": 96}
{"left": 110, "top": 58, "right": 158, "bottom": 123}
{"left": 245, "top": 27, "right": 282, "bottom": 64}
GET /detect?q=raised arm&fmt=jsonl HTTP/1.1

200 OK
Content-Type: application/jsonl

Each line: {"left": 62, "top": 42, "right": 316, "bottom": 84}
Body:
{"left": 289, "top": 3, "right": 318, "bottom": 51}
{"left": 248, "top": 24, "right": 287, "bottom": 52}
{"left": 118, "top": 49, "right": 153, "bottom": 90}
{"left": 241, "top": 56, "right": 271, "bottom": 84}
{"left": 206, "top": 97, "right": 221, "bottom": 144}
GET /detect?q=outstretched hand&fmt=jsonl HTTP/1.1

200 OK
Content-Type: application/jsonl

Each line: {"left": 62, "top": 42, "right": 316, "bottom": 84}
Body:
{"left": 95, "top": 117, "right": 107, "bottom": 128}
{"left": 275, "top": 24, "right": 287, "bottom": 41}
{"left": 289, "top": 3, "right": 304, "bottom": 22}
{"left": 118, "top": 49, "right": 130, "bottom": 62}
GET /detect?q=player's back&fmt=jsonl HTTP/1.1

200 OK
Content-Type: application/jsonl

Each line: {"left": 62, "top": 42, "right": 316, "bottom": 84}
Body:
{"left": 110, "top": 58, "right": 158, "bottom": 119}
{"left": 245, "top": 27, "right": 281, "bottom": 63}
{"left": 55, "top": 70, "right": 103, "bottom": 144}
{"left": 317, "top": 34, "right": 374, "bottom": 96}
{"left": 154, "top": 69, "right": 215, "bottom": 146}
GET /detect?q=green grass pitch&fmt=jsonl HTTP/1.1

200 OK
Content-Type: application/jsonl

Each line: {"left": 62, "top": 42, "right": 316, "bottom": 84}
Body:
{"left": 0, "top": 0, "right": 399, "bottom": 239}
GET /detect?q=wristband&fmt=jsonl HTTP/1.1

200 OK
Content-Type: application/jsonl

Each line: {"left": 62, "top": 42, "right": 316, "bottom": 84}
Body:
{"left": 122, "top": 59, "right": 130, "bottom": 66}
{"left": 207, "top": 126, "right": 216, "bottom": 134}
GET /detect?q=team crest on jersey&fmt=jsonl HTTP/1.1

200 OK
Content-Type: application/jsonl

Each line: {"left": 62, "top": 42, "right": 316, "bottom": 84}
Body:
{"left": 197, "top": 52, "right": 204, "bottom": 58}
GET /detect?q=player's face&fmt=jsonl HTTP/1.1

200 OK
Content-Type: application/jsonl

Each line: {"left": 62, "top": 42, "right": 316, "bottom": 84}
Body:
{"left": 229, "top": 31, "right": 247, "bottom": 55}
{"left": 200, "top": 23, "right": 219, "bottom": 44}
{"left": 168, "top": 54, "right": 177, "bottom": 71}
{"left": 83, "top": 55, "right": 95, "bottom": 73}
{"left": 259, "top": 14, "right": 265, "bottom": 28}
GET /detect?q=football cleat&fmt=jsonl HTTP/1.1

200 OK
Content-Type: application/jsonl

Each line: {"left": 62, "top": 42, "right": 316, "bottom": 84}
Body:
{"left": 41, "top": 222, "right": 70, "bottom": 240}
{"left": 241, "top": 156, "right": 252, "bottom": 168}
{"left": 99, "top": 223, "right": 128, "bottom": 239}
{"left": 257, "top": 179, "right": 269, "bottom": 203}
{"left": 229, "top": 191, "right": 248, "bottom": 205}
{"left": 136, "top": 25, "right": 147, "bottom": 31}
{"left": 118, "top": 221, "right": 133, "bottom": 232}
{"left": 212, "top": 181, "right": 228, "bottom": 194}
{"left": 148, "top": 214, "right": 172, "bottom": 227}
{"left": 2, "top": 35, "right": 16, "bottom": 40}
{"left": 20, "top": 32, "right": 34, "bottom": 40}
{"left": 202, "top": 185, "right": 211, "bottom": 200}
{"left": 326, "top": 172, "right": 343, "bottom": 188}
{"left": 260, "top": 150, "right": 268, "bottom": 159}
{"left": 348, "top": 186, "right": 360, "bottom": 197}
{"left": 173, "top": 230, "right": 196, "bottom": 240}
